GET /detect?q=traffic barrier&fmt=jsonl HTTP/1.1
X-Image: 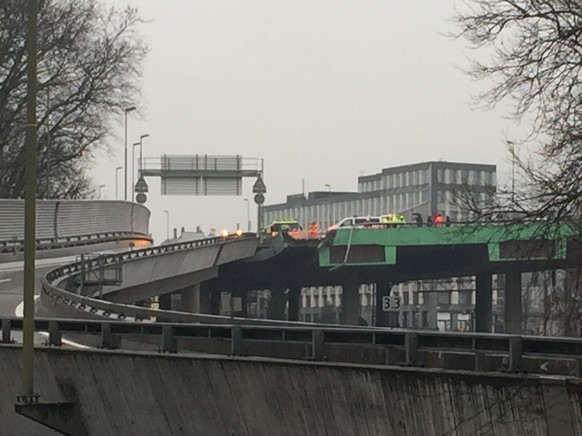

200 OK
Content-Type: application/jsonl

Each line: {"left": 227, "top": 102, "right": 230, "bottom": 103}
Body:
{"left": 0, "top": 199, "right": 150, "bottom": 242}
{"left": 5, "top": 316, "right": 582, "bottom": 376}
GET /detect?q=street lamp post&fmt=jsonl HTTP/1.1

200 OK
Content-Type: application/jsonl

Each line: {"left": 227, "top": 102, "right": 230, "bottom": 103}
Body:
{"left": 132, "top": 142, "right": 139, "bottom": 202}
{"left": 98, "top": 184, "right": 105, "bottom": 199}
{"left": 164, "top": 209, "right": 170, "bottom": 241}
{"left": 22, "top": 0, "right": 38, "bottom": 398}
{"left": 139, "top": 133, "right": 149, "bottom": 172}
{"left": 244, "top": 198, "right": 250, "bottom": 232}
{"left": 123, "top": 106, "right": 136, "bottom": 201}
{"left": 115, "top": 166, "right": 122, "bottom": 200}
{"left": 324, "top": 184, "right": 332, "bottom": 227}
{"left": 46, "top": 87, "right": 51, "bottom": 198}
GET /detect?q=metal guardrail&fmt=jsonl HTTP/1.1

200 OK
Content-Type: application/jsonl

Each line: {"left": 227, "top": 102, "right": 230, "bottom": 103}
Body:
{"left": 41, "top": 233, "right": 380, "bottom": 328}
{"left": 3, "top": 316, "right": 582, "bottom": 376}
{"left": 0, "top": 231, "right": 152, "bottom": 254}
{"left": 41, "top": 234, "right": 267, "bottom": 323}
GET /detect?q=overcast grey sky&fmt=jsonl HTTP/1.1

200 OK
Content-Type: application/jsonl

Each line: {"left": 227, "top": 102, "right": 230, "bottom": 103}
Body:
{"left": 94, "top": 0, "right": 523, "bottom": 242}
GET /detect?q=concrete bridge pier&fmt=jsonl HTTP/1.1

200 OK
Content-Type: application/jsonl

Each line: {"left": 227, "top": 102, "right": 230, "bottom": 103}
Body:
{"left": 340, "top": 279, "right": 360, "bottom": 325}
{"left": 505, "top": 271, "right": 523, "bottom": 334}
{"left": 288, "top": 287, "right": 301, "bottom": 321}
{"left": 375, "top": 282, "right": 398, "bottom": 327}
{"left": 475, "top": 272, "right": 493, "bottom": 332}
{"left": 158, "top": 293, "right": 171, "bottom": 311}
{"left": 267, "top": 288, "right": 287, "bottom": 320}
{"left": 209, "top": 290, "right": 221, "bottom": 315}
{"left": 180, "top": 283, "right": 210, "bottom": 314}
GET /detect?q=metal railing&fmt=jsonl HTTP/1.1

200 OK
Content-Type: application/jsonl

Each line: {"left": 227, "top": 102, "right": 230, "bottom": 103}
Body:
{"left": 41, "top": 234, "right": 267, "bottom": 324}
{"left": 0, "top": 231, "right": 151, "bottom": 254}
{"left": 3, "top": 316, "right": 582, "bottom": 376}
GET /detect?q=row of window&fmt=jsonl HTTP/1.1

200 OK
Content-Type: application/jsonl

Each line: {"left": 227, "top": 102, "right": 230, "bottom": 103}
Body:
{"left": 359, "top": 168, "right": 496, "bottom": 193}
{"left": 436, "top": 168, "right": 495, "bottom": 186}
{"left": 359, "top": 168, "right": 431, "bottom": 193}
{"left": 300, "top": 289, "right": 478, "bottom": 308}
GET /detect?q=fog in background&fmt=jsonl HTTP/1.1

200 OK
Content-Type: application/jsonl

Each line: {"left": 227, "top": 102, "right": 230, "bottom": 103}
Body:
{"left": 93, "top": 0, "right": 523, "bottom": 242}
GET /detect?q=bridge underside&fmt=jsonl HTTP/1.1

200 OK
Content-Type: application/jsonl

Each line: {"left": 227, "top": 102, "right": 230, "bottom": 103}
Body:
{"left": 214, "top": 243, "right": 576, "bottom": 290}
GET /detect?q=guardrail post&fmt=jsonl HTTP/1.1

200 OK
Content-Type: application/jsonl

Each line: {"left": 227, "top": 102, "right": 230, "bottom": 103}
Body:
{"left": 231, "top": 326, "right": 242, "bottom": 356}
{"left": 311, "top": 330, "right": 324, "bottom": 360}
{"left": 508, "top": 337, "right": 523, "bottom": 371}
{"left": 48, "top": 320, "right": 62, "bottom": 346}
{"left": 2, "top": 319, "right": 11, "bottom": 343}
{"left": 100, "top": 323, "right": 120, "bottom": 349}
{"left": 405, "top": 333, "right": 419, "bottom": 365}
{"left": 161, "top": 325, "right": 177, "bottom": 353}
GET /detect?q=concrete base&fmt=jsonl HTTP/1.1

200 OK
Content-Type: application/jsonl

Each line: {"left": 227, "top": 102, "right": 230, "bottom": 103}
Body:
{"left": 15, "top": 401, "right": 87, "bottom": 436}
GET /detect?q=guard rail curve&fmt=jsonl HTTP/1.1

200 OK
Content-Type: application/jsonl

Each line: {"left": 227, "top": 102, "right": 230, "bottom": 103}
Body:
{"left": 40, "top": 234, "right": 376, "bottom": 328}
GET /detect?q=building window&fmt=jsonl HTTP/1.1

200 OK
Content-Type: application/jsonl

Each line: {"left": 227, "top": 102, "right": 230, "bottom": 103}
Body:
{"left": 437, "top": 292, "right": 451, "bottom": 305}
{"left": 403, "top": 291, "right": 410, "bottom": 305}
{"left": 422, "top": 311, "right": 429, "bottom": 327}
{"left": 458, "top": 291, "right": 472, "bottom": 305}
{"left": 306, "top": 294, "right": 311, "bottom": 308}
{"left": 437, "top": 169, "right": 445, "bottom": 183}
{"left": 402, "top": 311, "right": 409, "bottom": 327}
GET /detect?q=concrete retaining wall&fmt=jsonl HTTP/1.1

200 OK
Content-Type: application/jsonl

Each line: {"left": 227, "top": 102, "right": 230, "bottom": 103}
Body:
{"left": 1, "top": 345, "right": 581, "bottom": 435}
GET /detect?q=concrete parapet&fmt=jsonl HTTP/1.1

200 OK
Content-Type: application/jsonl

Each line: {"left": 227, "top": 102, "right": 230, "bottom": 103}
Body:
{"left": 1, "top": 345, "right": 581, "bottom": 435}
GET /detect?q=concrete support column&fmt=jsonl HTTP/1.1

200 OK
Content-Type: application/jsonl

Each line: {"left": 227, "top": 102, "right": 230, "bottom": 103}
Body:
{"left": 341, "top": 279, "right": 360, "bottom": 325}
{"left": 180, "top": 284, "right": 207, "bottom": 313}
{"left": 158, "top": 293, "right": 171, "bottom": 311}
{"left": 288, "top": 286, "right": 301, "bottom": 321}
{"left": 504, "top": 271, "right": 522, "bottom": 334}
{"left": 475, "top": 273, "right": 493, "bottom": 333}
{"left": 375, "top": 282, "right": 398, "bottom": 327}
{"left": 209, "top": 291, "right": 221, "bottom": 315}
{"left": 267, "top": 288, "right": 287, "bottom": 320}
{"left": 237, "top": 291, "right": 248, "bottom": 317}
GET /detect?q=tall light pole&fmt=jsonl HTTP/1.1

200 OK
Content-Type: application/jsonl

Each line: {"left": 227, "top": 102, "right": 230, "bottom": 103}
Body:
{"left": 132, "top": 142, "right": 139, "bottom": 202}
{"left": 22, "top": 0, "right": 38, "bottom": 398}
{"left": 139, "top": 133, "right": 149, "bottom": 172}
{"left": 45, "top": 87, "right": 51, "bottom": 198}
{"left": 115, "top": 166, "right": 122, "bottom": 200}
{"left": 164, "top": 209, "right": 170, "bottom": 241}
{"left": 508, "top": 140, "right": 516, "bottom": 207}
{"left": 324, "top": 184, "right": 332, "bottom": 227}
{"left": 244, "top": 198, "right": 250, "bottom": 232}
{"left": 123, "top": 106, "right": 136, "bottom": 201}
{"left": 98, "top": 184, "right": 105, "bottom": 199}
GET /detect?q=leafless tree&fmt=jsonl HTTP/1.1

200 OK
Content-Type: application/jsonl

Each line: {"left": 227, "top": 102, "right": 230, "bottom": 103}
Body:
{"left": 0, "top": 0, "right": 147, "bottom": 199}
{"left": 453, "top": 0, "right": 582, "bottom": 221}
{"left": 452, "top": 2, "right": 582, "bottom": 336}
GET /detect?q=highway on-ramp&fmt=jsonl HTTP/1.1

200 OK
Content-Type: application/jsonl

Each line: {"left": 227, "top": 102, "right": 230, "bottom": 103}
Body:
{"left": 0, "top": 255, "right": 112, "bottom": 347}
